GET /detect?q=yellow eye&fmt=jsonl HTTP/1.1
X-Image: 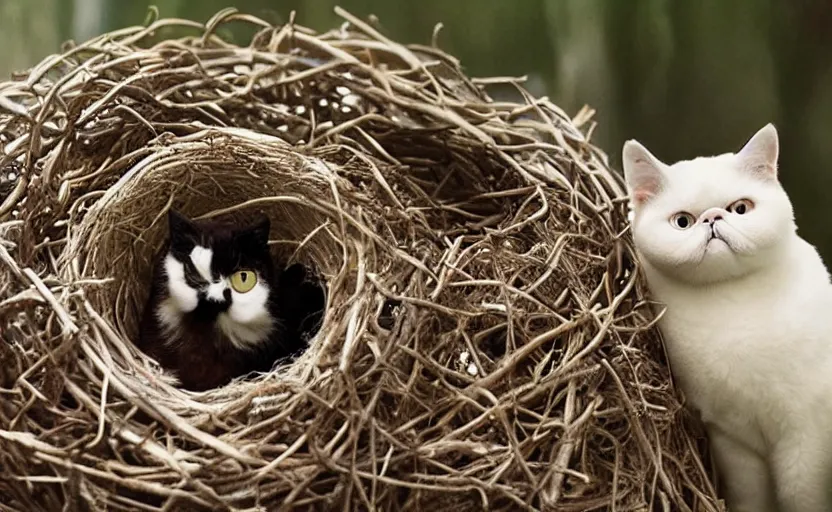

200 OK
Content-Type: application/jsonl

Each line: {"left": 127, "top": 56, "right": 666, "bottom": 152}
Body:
{"left": 229, "top": 270, "right": 257, "bottom": 293}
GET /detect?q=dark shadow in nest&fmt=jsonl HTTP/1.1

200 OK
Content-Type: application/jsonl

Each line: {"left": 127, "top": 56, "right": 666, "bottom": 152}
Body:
{"left": 273, "top": 261, "right": 327, "bottom": 358}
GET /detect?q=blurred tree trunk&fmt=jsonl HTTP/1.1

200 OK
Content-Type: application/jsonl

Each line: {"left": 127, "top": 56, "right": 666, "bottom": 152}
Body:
{"left": 769, "top": 0, "right": 832, "bottom": 257}
{"left": 544, "top": 0, "right": 617, "bottom": 145}
{"left": 73, "top": 0, "right": 104, "bottom": 43}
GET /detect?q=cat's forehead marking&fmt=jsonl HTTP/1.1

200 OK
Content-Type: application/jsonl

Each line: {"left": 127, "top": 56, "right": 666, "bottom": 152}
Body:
{"left": 189, "top": 246, "right": 214, "bottom": 282}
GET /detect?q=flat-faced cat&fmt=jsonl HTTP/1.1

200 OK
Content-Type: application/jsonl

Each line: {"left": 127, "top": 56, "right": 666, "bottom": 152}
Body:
{"left": 138, "top": 210, "right": 323, "bottom": 391}
{"left": 623, "top": 124, "right": 832, "bottom": 512}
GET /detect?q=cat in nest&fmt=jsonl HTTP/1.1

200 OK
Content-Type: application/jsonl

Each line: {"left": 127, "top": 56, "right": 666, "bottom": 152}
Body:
{"left": 623, "top": 124, "right": 832, "bottom": 512}
{"left": 137, "top": 210, "right": 325, "bottom": 392}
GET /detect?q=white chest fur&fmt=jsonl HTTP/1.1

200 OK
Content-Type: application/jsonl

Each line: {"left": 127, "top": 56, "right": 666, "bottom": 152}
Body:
{"left": 643, "top": 238, "right": 832, "bottom": 512}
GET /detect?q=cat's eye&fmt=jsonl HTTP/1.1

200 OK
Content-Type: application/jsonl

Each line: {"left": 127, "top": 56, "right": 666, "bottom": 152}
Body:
{"left": 728, "top": 199, "right": 754, "bottom": 215}
{"left": 670, "top": 212, "right": 695, "bottom": 230}
{"left": 229, "top": 270, "right": 257, "bottom": 293}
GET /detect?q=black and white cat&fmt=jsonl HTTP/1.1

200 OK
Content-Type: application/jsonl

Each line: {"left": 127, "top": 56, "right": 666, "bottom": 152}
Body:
{"left": 138, "top": 210, "right": 323, "bottom": 391}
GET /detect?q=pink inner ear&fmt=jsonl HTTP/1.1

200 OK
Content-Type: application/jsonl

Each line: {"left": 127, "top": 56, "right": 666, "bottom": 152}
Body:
{"left": 632, "top": 174, "right": 661, "bottom": 205}
{"left": 743, "top": 161, "right": 777, "bottom": 180}
{"left": 633, "top": 190, "right": 653, "bottom": 204}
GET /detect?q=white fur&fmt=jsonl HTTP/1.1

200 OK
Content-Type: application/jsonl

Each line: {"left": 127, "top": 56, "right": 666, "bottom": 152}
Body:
{"left": 205, "top": 281, "right": 226, "bottom": 302}
{"left": 155, "top": 296, "right": 184, "bottom": 337}
{"left": 624, "top": 124, "right": 832, "bottom": 512}
{"left": 163, "top": 254, "right": 198, "bottom": 313}
{"left": 189, "top": 246, "right": 214, "bottom": 282}
{"left": 156, "top": 248, "right": 275, "bottom": 350}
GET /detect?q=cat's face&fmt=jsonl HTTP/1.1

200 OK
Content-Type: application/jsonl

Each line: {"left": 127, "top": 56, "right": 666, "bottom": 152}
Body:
{"left": 623, "top": 124, "right": 795, "bottom": 285}
{"left": 156, "top": 210, "right": 277, "bottom": 349}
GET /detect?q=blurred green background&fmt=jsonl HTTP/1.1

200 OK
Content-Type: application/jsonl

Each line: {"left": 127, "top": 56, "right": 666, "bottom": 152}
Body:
{"left": 3, "top": 0, "right": 832, "bottom": 258}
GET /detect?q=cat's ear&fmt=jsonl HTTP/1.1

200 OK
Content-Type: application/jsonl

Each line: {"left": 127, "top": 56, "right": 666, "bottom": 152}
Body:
{"left": 622, "top": 140, "right": 666, "bottom": 206}
{"left": 737, "top": 123, "right": 779, "bottom": 180}
{"left": 167, "top": 209, "right": 198, "bottom": 245}
{"left": 236, "top": 217, "right": 271, "bottom": 248}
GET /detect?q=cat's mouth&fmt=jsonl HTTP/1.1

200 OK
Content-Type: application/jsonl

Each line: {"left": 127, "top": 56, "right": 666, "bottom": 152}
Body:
{"left": 705, "top": 225, "right": 732, "bottom": 251}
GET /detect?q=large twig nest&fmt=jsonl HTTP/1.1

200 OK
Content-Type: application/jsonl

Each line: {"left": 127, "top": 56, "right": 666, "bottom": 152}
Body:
{"left": 0, "top": 8, "right": 722, "bottom": 512}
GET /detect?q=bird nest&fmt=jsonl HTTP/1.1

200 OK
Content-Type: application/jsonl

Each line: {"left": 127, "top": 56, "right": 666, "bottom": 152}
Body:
{"left": 0, "top": 8, "right": 722, "bottom": 512}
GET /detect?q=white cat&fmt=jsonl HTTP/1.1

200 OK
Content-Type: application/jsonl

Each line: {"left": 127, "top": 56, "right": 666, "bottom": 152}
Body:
{"left": 622, "top": 124, "right": 832, "bottom": 512}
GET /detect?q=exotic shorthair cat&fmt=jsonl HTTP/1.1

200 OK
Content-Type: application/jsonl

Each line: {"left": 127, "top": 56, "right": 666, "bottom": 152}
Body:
{"left": 623, "top": 124, "right": 832, "bottom": 512}
{"left": 138, "top": 210, "right": 324, "bottom": 391}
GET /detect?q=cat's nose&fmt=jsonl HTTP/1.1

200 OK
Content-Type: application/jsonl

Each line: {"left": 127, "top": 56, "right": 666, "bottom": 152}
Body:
{"left": 700, "top": 208, "right": 725, "bottom": 225}
{"left": 205, "top": 282, "right": 227, "bottom": 302}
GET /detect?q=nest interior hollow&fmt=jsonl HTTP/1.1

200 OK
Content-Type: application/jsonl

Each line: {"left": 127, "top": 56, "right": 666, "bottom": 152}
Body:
{"left": 0, "top": 8, "right": 722, "bottom": 512}
{"left": 68, "top": 137, "right": 338, "bottom": 346}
